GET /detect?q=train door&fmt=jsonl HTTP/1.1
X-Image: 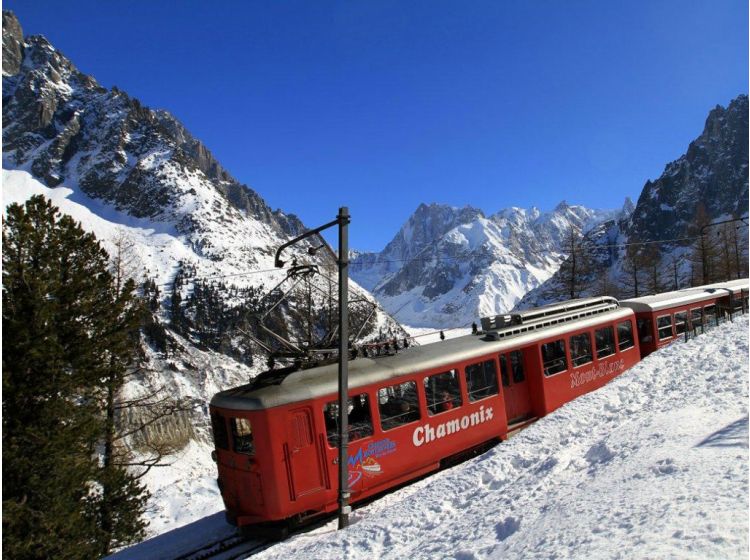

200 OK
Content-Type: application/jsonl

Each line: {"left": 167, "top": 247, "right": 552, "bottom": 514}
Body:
{"left": 285, "top": 408, "right": 325, "bottom": 500}
{"left": 499, "top": 349, "right": 533, "bottom": 423}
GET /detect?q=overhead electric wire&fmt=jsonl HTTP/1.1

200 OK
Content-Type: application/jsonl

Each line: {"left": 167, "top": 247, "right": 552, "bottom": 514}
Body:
{"left": 151, "top": 266, "right": 288, "bottom": 290}
{"left": 147, "top": 223, "right": 747, "bottom": 291}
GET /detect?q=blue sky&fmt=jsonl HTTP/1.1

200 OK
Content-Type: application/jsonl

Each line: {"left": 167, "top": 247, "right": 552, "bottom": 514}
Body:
{"left": 6, "top": 1, "right": 748, "bottom": 251}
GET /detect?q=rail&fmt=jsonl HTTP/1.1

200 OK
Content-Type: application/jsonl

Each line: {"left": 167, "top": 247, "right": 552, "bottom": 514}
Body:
{"left": 170, "top": 536, "right": 271, "bottom": 560}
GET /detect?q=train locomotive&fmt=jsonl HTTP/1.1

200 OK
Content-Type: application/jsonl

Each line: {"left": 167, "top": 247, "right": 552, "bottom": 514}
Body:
{"left": 209, "top": 279, "right": 748, "bottom": 536}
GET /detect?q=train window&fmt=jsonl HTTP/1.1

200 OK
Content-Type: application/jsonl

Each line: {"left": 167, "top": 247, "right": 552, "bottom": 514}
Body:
{"left": 617, "top": 320, "right": 634, "bottom": 351}
{"left": 378, "top": 381, "right": 420, "bottom": 431}
{"left": 674, "top": 311, "right": 687, "bottom": 335}
{"left": 541, "top": 339, "right": 568, "bottom": 376}
{"left": 690, "top": 308, "right": 703, "bottom": 331}
{"left": 499, "top": 354, "right": 510, "bottom": 387}
{"left": 657, "top": 315, "right": 673, "bottom": 340}
{"left": 211, "top": 413, "right": 229, "bottom": 450}
{"left": 509, "top": 350, "right": 525, "bottom": 382}
{"left": 230, "top": 418, "right": 255, "bottom": 455}
{"left": 424, "top": 370, "right": 462, "bottom": 416}
{"left": 570, "top": 333, "right": 593, "bottom": 367}
{"left": 704, "top": 304, "right": 717, "bottom": 326}
{"left": 465, "top": 359, "right": 499, "bottom": 402}
{"left": 732, "top": 296, "right": 744, "bottom": 313}
{"left": 324, "top": 394, "right": 373, "bottom": 446}
{"left": 637, "top": 318, "right": 652, "bottom": 343}
{"left": 595, "top": 326, "right": 616, "bottom": 359}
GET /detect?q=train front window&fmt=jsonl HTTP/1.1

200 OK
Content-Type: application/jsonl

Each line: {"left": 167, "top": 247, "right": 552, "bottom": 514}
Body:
{"left": 570, "top": 333, "right": 593, "bottom": 367}
{"left": 230, "top": 418, "right": 255, "bottom": 455}
{"left": 657, "top": 315, "right": 673, "bottom": 340}
{"left": 465, "top": 359, "right": 499, "bottom": 402}
{"left": 595, "top": 326, "right": 615, "bottom": 359}
{"left": 541, "top": 339, "right": 568, "bottom": 376}
{"left": 424, "top": 370, "right": 462, "bottom": 415}
{"left": 324, "top": 394, "right": 373, "bottom": 446}
{"left": 378, "top": 381, "right": 420, "bottom": 431}
{"left": 674, "top": 312, "right": 687, "bottom": 335}
{"left": 617, "top": 320, "right": 634, "bottom": 351}
{"left": 211, "top": 412, "right": 229, "bottom": 450}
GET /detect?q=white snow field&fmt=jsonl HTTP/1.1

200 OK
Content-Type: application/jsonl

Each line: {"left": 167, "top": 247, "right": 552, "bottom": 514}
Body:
{"left": 113, "top": 317, "right": 749, "bottom": 559}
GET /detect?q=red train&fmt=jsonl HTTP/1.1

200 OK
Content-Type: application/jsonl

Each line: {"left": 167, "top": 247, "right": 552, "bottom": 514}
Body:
{"left": 620, "top": 278, "right": 748, "bottom": 357}
{"left": 209, "top": 279, "right": 748, "bottom": 535}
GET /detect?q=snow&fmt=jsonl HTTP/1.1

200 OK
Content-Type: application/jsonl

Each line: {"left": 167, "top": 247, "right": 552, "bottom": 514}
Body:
{"left": 114, "top": 316, "right": 749, "bottom": 560}
{"left": 136, "top": 440, "right": 225, "bottom": 537}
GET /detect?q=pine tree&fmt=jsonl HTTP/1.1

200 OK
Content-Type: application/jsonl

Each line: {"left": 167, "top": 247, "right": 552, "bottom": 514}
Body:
{"left": 3, "top": 196, "right": 148, "bottom": 558}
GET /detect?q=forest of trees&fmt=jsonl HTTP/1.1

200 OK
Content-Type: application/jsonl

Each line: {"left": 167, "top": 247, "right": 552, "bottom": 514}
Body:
{"left": 557, "top": 211, "right": 748, "bottom": 302}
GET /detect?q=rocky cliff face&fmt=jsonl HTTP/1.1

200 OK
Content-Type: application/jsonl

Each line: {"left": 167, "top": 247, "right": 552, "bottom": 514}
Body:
{"left": 2, "top": 11, "right": 305, "bottom": 254}
{"left": 516, "top": 95, "right": 749, "bottom": 309}
{"left": 628, "top": 95, "right": 748, "bottom": 244}
{"left": 351, "top": 201, "right": 614, "bottom": 327}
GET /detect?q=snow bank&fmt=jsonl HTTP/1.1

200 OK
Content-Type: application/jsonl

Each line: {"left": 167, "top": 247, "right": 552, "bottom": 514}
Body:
{"left": 255, "top": 317, "right": 749, "bottom": 560}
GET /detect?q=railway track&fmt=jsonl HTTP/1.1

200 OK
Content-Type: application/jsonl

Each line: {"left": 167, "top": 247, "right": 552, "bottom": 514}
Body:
{"left": 171, "top": 535, "right": 271, "bottom": 560}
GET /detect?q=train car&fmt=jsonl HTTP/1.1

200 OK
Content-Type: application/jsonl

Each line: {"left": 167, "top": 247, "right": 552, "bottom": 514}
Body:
{"left": 620, "top": 278, "right": 749, "bottom": 358}
{"left": 209, "top": 296, "right": 640, "bottom": 534}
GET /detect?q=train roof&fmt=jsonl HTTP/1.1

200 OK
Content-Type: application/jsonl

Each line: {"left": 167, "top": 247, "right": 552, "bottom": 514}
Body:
{"left": 211, "top": 303, "right": 635, "bottom": 412}
{"left": 620, "top": 279, "right": 749, "bottom": 313}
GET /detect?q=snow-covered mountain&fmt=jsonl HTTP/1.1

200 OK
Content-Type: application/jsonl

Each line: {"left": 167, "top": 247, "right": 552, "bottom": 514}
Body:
{"left": 351, "top": 201, "right": 615, "bottom": 327}
{"left": 2, "top": 9, "right": 405, "bottom": 492}
{"left": 517, "top": 94, "right": 749, "bottom": 309}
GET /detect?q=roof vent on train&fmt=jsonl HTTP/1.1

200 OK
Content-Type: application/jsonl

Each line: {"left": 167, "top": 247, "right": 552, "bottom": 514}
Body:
{"left": 480, "top": 313, "right": 522, "bottom": 332}
{"left": 480, "top": 296, "right": 620, "bottom": 341}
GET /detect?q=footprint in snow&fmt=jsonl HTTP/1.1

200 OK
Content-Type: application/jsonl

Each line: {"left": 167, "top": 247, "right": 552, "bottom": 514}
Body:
{"left": 585, "top": 442, "right": 615, "bottom": 468}
{"left": 495, "top": 516, "right": 521, "bottom": 541}
{"left": 650, "top": 458, "right": 679, "bottom": 476}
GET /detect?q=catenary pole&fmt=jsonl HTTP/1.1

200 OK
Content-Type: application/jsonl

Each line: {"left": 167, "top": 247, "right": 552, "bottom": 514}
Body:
{"left": 337, "top": 206, "right": 351, "bottom": 529}
{"left": 273, "top": 207, "right": 351, "bottom": 530}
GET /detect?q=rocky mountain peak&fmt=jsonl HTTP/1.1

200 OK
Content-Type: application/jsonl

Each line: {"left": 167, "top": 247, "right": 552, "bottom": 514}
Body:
{"left": 627, "top": 94, "right": 748, "bottom": 244}
{"left": 351, "top": 198, "right": 613, "bottom": 326}
{"left": 2, "top": 10, "right": 23, "bottom": 76}
{"left": 517, "top": 94, "right": 748, "bottom": 310}
{"left": 2, "top": 18, "right": 309, "bottom": 245}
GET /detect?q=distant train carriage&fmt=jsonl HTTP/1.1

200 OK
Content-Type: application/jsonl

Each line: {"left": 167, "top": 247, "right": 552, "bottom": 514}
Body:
{"left": 210, "top": 295, "right": 641, "bottom": 534}
{"left": 620, "top": 278, "right": 749, "bottom": 358}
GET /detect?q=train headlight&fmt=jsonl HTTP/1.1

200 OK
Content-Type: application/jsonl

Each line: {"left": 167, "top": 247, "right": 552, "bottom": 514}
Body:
{"left": 211, "top": 450, "right": 217, "bottom": 462}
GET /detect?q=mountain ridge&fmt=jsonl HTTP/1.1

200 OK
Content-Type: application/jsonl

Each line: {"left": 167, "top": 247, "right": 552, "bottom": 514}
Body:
{"left": 351, "top": 200, "right": 617, "bottom": 327}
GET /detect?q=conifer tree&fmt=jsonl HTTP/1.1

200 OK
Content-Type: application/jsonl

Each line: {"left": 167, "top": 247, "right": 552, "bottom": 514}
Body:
{"left": 3, "top": 196, "right": 148, "bottom": 558}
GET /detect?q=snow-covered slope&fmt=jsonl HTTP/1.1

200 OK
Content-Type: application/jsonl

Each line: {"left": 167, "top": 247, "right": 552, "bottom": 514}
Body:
{"left": 112, "top": 314, "right": 748, "bottom": 559}
{"left": 351, "top": 202, "right": 615, "bottom": 328}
